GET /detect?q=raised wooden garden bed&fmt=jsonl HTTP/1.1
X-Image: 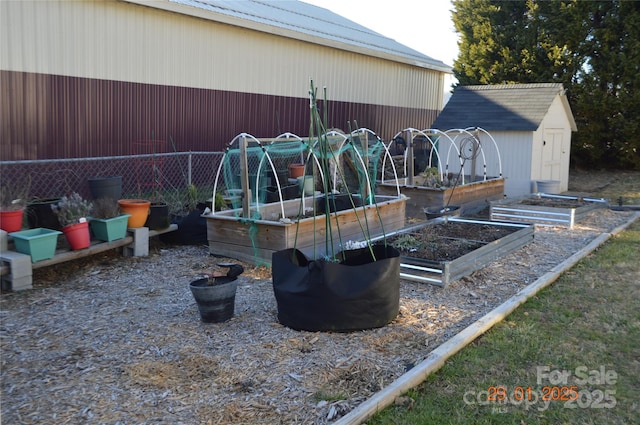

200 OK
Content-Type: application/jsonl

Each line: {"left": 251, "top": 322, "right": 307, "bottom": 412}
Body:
{"left": 378, "top": 217, "right": 534, "bottom": 287}
{"left": 377, "top": 177, "right": 505, "bottom": 220}
{"left": 489, "top": 193, "right": 609, "bottom": 228}
{"left": 205, "top": 195, "right": 407, "bottom": 266}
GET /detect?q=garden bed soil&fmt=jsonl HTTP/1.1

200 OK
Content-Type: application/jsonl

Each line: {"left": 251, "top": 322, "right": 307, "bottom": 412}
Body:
{"left": 383, "top": 217, "right": 534, "bottom": 287}
{"left": 519, "top": 197, "right": 590, "bottom": 208}
{"left": 490, "top": 193, "right": 609, "bottom": 228}
{"left": 388, "top": 219, "right": 519, "bottom": 261}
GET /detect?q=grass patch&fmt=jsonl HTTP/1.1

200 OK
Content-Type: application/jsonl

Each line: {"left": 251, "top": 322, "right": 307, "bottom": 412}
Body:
{"left": 368, "top": 219, "right": 640, "bottom": 425}
{"left": 314, "top": 388, "right": 348, "bottom": 403}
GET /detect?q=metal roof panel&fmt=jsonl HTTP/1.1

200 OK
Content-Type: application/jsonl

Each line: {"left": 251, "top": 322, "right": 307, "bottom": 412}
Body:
{"left": 158, "top": 0, "right": 452, "bottom": 72}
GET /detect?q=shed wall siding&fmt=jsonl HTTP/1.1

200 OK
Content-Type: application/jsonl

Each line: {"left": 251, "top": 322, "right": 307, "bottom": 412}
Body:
{"left": 491, "top": 132, "right": 534, "bottom": 197}
{"left": 438, "top": 130, "right": 534, "bottom": 197}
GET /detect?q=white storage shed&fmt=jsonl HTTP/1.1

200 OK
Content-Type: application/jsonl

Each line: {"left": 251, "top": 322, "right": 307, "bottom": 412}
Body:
{"left": 432, "top": 83, "right": 577, "bottom": 197}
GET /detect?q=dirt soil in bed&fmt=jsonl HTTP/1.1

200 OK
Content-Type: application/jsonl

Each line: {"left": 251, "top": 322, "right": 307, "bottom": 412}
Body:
{"left": 388, "top": 221, "right": 517, "bottom": 261}
{"left": 1, "top": 172, "right": 639, "bottom": 425}
{"left": 518, "top": 196, "right": 593, "bottom": 208}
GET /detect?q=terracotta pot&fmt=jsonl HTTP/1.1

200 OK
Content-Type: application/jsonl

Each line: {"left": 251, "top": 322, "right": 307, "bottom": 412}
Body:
{"left": 62, "top": 221, "right": 91, "bottom": 250}
{"left": 117, "top": 199, "right": 151, "bottom": 228}
{"left": 288, "top": 163, "right": 305, "bottom": 179}
{"left": 0, "top": 209, "right": 24, "bottom": 232}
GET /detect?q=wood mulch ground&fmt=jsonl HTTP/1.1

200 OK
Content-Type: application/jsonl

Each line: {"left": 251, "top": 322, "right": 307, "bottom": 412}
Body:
{"left": 1, "top": 207, "right": 637, "bottom": 424}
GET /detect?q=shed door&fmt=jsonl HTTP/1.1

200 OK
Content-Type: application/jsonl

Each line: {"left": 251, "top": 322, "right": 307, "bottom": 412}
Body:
{"left": 541, "top": 130, "right": 564, "bottom": 180}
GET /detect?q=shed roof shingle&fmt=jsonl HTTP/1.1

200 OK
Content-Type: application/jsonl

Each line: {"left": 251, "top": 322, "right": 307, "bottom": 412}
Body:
{"left": 432, "top": 83, "right": 571, "bottom": 131}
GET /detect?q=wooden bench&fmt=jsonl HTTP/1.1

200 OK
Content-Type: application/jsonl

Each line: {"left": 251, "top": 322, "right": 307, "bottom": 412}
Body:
{"left": 0, "top": 225, "right": 177, "bottom": 291}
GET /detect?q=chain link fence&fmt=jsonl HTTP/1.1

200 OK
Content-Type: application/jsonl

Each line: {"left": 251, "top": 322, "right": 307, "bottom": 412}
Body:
{"left": 0, "top": 152, "right": 224, "bottom": 214}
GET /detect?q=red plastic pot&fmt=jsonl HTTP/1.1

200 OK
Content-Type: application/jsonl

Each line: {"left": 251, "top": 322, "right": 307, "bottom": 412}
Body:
{"left": 62, "top": 221, "right": 91, "bottom": 250}
{"left": 0, "top": 209, "right": 24, "bottom": 232}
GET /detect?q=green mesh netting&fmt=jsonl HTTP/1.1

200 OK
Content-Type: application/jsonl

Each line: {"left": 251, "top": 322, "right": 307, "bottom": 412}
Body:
{"left": 215, "top": 131, "right": 387, "bottom": 220}
{"left": 208, "top": 82, "right": 402, "bottom": 265}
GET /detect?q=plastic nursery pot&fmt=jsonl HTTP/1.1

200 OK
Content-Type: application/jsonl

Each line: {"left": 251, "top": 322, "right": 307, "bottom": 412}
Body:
{"left": 425, "top": 205, "right": 461, "bottom": 220}
{"left": 62, "top": 221, "right": 91, "bottom": 250}
{"left": 88, "top": 176, "right": 122, "bottom": 200}
{"left": 288, "top": 163, "right": 305, "bottom": 179}
{"left": 117, "top": 199, "right": 151, "bottom": 228}
{"left": 145, "top": 202, "right": 170, "bottom": 230}
{"left": 189, "top": 263, "right": 244, "bottom": 323}
{"left": 26, "top": 198, "right": 62, "bottom": 230}
{"left": 0, "top": 209, "right": 24, "bottom": 232}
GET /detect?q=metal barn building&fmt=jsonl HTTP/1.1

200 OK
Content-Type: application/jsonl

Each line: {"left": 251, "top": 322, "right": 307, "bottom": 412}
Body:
{"left": 432, "top": 83, "right": 577, "bottom": 197}
{"left": 1, "top": 0, "right": 451, "bottom": 160}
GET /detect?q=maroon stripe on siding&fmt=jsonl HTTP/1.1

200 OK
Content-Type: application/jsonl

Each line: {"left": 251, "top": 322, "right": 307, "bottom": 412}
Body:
{"left": 1, "top": 71, "right": 438, "bottom": 160}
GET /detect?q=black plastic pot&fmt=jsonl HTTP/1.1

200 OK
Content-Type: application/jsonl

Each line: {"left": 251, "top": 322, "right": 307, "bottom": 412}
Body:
{"left": 272, "top": 244, "right": 400, "bottom": 332}
{"left": 265, "top": 184, "right": 300, "bottom": 203}
{"left": 26, "top": 198, "right": 62, "bottom": 230}
{"left": 145, "top": 202, "right": 170, "bottom": 230}
{"left": 189, "top": 264, "right": 244, "bottom": 323}
{"left": 315, "top": 193, "right": 363, "bottom": 214}
{"left": 88, "top": 176, "right": 122, "bottom": 200}
{"left": 425, "top": 205, "right": 461, "bottom": 220}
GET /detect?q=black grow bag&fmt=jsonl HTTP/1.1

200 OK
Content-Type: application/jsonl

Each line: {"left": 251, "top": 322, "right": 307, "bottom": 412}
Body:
{"left": 160, "top": 204, "right": 207, "bottom": 245}
{"left": 272, "top": 244, "right": 400, "bottom": 332}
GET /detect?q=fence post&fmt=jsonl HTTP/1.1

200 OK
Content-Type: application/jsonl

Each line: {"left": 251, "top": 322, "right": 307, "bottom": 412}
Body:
{"left": 187, "top": 152, "right": 193, "bottom": 186}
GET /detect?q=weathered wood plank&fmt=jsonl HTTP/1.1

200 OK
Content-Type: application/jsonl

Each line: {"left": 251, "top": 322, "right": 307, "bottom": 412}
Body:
{"left": 205, "top": 196, "right": 406, "bottom": 265}
{"left": 378, "top": 178, "right": 504, "bottom": 220}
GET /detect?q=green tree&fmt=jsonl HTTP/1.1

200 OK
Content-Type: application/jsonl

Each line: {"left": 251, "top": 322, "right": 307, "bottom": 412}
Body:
{"left": 451, "top": 0, "right": 639, "bottom": 170}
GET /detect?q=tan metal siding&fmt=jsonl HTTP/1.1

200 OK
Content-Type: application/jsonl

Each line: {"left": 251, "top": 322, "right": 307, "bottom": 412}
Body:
{"left": 1, "top": 0, "right": 443, "bottom": 110}
{"left": 1, "top": 1, "right": 443, "bottom": 160}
